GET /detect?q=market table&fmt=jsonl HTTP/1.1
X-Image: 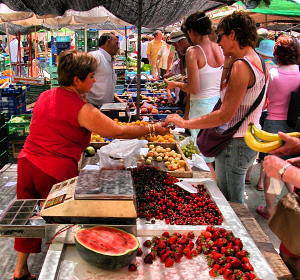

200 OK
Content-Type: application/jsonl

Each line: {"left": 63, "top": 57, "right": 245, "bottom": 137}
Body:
{"left": 35, "top": 173, "right": 292, "bottom": 280}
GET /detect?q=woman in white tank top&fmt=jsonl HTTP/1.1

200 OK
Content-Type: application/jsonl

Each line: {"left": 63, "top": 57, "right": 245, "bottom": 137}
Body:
{"left": 165, "top": 11, "right": 267, "bottom": 204}
{"left": 165, "top": 11, "right": 224, "bottom": 180}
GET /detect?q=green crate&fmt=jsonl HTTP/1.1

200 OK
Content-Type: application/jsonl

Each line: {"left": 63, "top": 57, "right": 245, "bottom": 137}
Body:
{"left": 7, "top": 114, "right": 32, "bottom": 140}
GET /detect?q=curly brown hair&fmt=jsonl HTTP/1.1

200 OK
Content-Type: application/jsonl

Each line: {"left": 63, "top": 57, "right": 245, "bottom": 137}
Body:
{"left": 217, "top": 11, "right": 258, "bottom": 49}
{"left": 57, "top": 49, "right": 97, "bottom": 87}
{"left": 181, "top": 11, "right": 212, "bottom": 36}
{"left": 273, "top": 35, "right": 299, "bottom": 65}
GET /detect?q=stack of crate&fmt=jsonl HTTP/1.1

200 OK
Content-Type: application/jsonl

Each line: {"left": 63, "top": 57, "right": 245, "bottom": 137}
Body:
{"left": 50, "top": 65, "right": 59, "bottom": 89}
{"left": 75, "top": 29, "right": 98, "bottom": 52}
{"left": 51, "top": 36, "right": 71, "bottom": 66}
{"left": 7, "top": 114, "right": 32, "bottom": 159}
{"left": 0, "top": 84, "right": 29, "bottom": 122}
{"left": 0, "top": 111, "right": 8, "bottom": 169}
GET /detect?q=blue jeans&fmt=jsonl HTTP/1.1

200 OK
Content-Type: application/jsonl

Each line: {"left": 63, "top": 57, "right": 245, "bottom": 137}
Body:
{"left": 190, "top": 96, "right": 219, "bottom": 163}
{"left": 215, "top": 138, "right": 257, "bottom": 204}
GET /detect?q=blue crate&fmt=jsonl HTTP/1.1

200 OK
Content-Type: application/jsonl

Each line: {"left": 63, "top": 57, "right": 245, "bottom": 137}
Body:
{"left": 0, "top": 94, "right": 26, "bottom": 108}
{"left": 1, "top": 104, "right": 26, "bottom": 119}
{"left": 0, "top": 84, "right": 29, "bottom": 96}
{"left": 125, "top": 70, "right": 150, "bottom": 79}
{"left": 56, "top": 36, "right": 71, "bottom": 43}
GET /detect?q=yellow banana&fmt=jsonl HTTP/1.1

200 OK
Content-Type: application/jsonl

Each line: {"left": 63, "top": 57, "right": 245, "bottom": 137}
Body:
{"left": 251, "top": 123, "right": 300, "bottom": 142}
{"left": 244, "top": 125, "right": 283, "bottom": 152}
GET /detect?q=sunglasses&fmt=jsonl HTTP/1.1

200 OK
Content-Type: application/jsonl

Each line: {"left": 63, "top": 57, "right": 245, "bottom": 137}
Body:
{"left": 216, "top": 32, "right": 225, "bottom": 44}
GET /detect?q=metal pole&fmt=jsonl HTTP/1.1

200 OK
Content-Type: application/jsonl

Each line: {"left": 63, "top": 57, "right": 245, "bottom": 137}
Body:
{"left": 5, "top": 23, "right": 13, "bottom": 78}
{"left": 136, "top": 0, "right": 142, "bottom": 119}
{"left": 125, "top": 26, "right": 128, "bottom": 61}
{"left": 84, "top": 24, "right": 87, "bottom": 52}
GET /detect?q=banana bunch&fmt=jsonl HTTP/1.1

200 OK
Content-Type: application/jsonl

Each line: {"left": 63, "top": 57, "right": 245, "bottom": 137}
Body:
{"left": 244, "top": 123, "right": 300, "bottom": 153}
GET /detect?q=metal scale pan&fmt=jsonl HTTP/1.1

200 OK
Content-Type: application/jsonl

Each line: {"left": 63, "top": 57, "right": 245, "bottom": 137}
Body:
{"left": 0, "top": 199, "right": 45, "bottom": 238}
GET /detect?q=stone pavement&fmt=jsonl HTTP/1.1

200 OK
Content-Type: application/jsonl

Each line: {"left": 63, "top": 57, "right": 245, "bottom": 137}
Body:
{"left": 0, "top": 160, "right": 290, "bottom": 280}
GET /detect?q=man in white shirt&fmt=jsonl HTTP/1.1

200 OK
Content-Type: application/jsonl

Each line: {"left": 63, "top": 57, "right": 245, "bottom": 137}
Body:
{"left": 5, "top": 35, "right": 26, "bottom": 76}
{"left": 86, "top": 32, "right": 125, "bottom": 107}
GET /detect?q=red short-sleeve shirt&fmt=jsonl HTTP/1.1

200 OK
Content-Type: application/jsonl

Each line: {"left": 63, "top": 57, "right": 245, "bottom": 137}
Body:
{"left": 19, "top": 87, "right": 91, "bottom": 181}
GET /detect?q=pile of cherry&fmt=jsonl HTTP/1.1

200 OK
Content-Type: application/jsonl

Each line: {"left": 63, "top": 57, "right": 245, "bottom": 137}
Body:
{"left": 128, "top": 226, "right": 261, "bottom": 280}
{"left": 131, "top": 165, "right": 223, "bottom": 225}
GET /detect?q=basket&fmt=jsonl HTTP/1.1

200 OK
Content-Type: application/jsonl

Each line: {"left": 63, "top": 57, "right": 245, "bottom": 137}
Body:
{"left": 7, "top": 114, "right": 32, "bottom": 140}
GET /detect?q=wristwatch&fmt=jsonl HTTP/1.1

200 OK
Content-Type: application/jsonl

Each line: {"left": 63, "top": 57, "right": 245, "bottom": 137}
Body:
{"left": 278, "top": 163, "right": 291, "bottom": 181}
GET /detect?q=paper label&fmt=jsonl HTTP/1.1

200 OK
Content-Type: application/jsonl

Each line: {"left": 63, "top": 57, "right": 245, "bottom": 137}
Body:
{"left": 175, "top": 181, "right": 198, "bottom": 193}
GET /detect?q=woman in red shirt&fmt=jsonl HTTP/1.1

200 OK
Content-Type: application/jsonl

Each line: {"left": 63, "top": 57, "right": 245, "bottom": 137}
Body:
{"left": 12, "top": 49, "right": 168, "bottom": 280}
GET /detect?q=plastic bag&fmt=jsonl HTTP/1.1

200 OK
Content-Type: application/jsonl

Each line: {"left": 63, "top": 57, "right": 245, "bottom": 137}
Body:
{"left": 267, "top": 177, "right": 284, "bottom": 195}
{"left": 98, "top": 139, "right": 148, "bottom": 170}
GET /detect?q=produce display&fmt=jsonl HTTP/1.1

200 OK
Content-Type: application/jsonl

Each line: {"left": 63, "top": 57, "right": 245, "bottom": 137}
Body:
{"left": 179, "top": 138, "right": 200, "bottom": 159}
{"left": 144, "top": 144, "right": 185, "bottom": 172}
{"left": 131, "top": 165, "right": 223, "bottom": 225}
{"left": 244, "top": 122, "right": 300, "bottom": 152}
{"left": 74, "top": 226, "right": 139, "bottom": 270}
{"left": 128, "top": 227, "right": 261, "bottom": 280}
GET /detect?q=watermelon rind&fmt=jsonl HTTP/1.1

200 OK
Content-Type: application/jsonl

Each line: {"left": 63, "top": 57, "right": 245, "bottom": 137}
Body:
{"left": 74, "top": 226, "right": 139, "bottom": 271}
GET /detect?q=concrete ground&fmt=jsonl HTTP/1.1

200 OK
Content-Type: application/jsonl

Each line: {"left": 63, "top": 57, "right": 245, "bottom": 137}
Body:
{"left": 0, "top": 160, "right": 289, "bottom": 280}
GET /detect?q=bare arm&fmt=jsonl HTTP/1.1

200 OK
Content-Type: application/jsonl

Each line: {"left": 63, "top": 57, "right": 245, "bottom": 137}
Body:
{"left": 166, "top": 51, "right": 174, "bottom": 74}
{"left": 165, "top": 60, "right": 252, "bottom": 129}
{"left": 164, "top": 47, "right": 200, "bottom": 94}
{"left": 78, "top": 103, "right": 169, "bottom": 138}
{"left": 263, "top": 155, "right": 300, "bottom": 188}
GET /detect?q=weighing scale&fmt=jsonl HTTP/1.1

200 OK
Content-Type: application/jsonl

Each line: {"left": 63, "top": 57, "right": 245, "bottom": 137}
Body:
{"left": 0, "top": 169, "right": 137, "bottom": 239}
{"left": 100, "top": 102, "right": 130, "bottom": 121}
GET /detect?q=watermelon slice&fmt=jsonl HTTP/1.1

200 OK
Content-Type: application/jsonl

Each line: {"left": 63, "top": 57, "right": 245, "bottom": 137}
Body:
{"left": 74, "top": 226, "right": 139, "bottom": 270}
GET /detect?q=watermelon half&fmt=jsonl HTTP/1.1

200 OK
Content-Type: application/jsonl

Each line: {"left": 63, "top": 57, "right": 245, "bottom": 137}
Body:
{"left": 74, "top": 226, "right": 139, "bottom": 270}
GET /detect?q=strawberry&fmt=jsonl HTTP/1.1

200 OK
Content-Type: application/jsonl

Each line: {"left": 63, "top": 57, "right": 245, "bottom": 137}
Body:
{"left": 212, "top": 230, "right": 221, "bottom": 239}
{"left": 168, "top": 236, "right": 177, "bottom": 244}
{"left": 223, "top": 268, "right": 233, "bottom": 279}
{"left": 240, "top": 275, "right": 250, "bottom": 280}
{"left": 246, "top": 272, "right": 257, "bottom": 280}
{"left": 149, "top": 251, "right": 156, "bottom": 260}
{"left": 143, "top": 253, "right": 153, "bottom": 264}
{"left": 209, "top": 268, "right": 219, "bottom": 277}
{"left": 230, "top": 258, "right": 242, "bottom": 269}
{"left": 158, "top": 239, "right": 166, "bottom": 249}
{"left": 165, "top": 258, "right": 174, "bottom": 267}
{"left": 136, "top": 247, "right": 143, "bottom": 256}
{"left": 213, "top": 264, "right": 221, "bottom": 269}
{"left": 162, "top": 231, "right": 170, "bottom": 238}
{"left": 214, "top": 238, "right": 228, "bottom": 248}
{"left": 128, "top": 263, "right": 137, "bottom": 272}
{"left": 228, "top": 274, "right": 237, "bottom": 280}
{"left": 213, "top": 252, "right": 223, "bottom": 262}
{"left": 178, "top": 236, "right": 189, "bottom": 245}
{"left": 160, "top": 253, "right": 168, "bottom": 262}
{"left": 241, "top": 257, "right": 250, "bottom": 263}
{"left": 242, "top": 262, "right": 254, "bottom": 272}
{"left": 236, "top": 250, "right": 248, "bottom": 259}
{"left": 157, "top": 249, "right": 166, "bottom": 257}
{"left": 174, "top": 252, "right": 182, "bottom": 263}
{"left": 232, "top": 237, "right": 243, "bottom": 249}
{"left": 187, "top": 231, "right": 195, "bottom": 239}
{"left": 185, "top": 251, "right": 193, "bottom": 259}
{"left": 204, "top": 231, "right": 212, "bottom": 239}
{"left": 143, "top": 240, "right": 151, "bottom": 248}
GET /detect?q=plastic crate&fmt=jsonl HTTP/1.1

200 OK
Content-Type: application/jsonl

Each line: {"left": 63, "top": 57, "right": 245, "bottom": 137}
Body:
{"left": 56, "top": 36, "right": 71, "bottom": 43}
{"left": 0, "top": 93, "right": 26, "bottom": 108}
{"left": 1, "top": 104, "right": 26, "bottom": 120}
{"left": 125, "top": 70, "right": 150, "bottom": 79}
{"left": 0, "top": 149, "right": 8, "bottom": 170}
{"left": 0, "top": 84, "right": 29, "bottom": 96}
{"left": 7, "top": 114, "right": 32, "bottom": 141}
{"left": 0, "top": 136, "right": 7, "bottom": 153}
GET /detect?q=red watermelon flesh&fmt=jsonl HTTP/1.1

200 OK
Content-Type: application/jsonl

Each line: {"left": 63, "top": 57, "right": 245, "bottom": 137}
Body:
{"left": 75, "top": 226, "right": 139, "bottom": 270}
{"left": 76, "top": 226, "right": 138, "bottom": 255}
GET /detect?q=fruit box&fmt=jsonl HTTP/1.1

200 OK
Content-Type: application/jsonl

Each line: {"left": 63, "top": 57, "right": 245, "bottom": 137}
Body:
{"left": 7, "top": 114, "right": 32, "bottom": 140}
{"left": 80, "top": 142, "right": 193, "bottom": 178}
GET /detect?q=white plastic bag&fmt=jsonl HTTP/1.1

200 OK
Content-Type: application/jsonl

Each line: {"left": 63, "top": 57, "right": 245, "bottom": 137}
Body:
{"left": 98, "top": 139, "right": 148, "bottom": 170}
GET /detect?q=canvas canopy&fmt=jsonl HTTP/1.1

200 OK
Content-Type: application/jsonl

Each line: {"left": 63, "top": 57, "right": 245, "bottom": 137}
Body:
{"left": 0, "top": 0, "right": 236, "bottom": 29}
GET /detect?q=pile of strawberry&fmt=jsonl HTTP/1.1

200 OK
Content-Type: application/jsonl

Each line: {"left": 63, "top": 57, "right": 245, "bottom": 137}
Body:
{"left": 131, "top": 166, "right": 223, "bottom": 225}
{"left": 129, "top": 226, "right": 262, "bottom": 280}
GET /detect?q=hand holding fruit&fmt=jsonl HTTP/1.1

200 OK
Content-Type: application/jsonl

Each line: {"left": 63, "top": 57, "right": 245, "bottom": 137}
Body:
{"left": 165, "top": 114, "right": 186, "bottom": 128}
{"left": 269, "top": 131, "right": 300, "bottom": 156}
{"left": 154, "top": 121, "right": 169, "bottom": 135}
{"left": 164, "top": 78, "right": 176, "bottom": 90}
{"left": 263, "top": 155, "right": 289, "bottom": 180}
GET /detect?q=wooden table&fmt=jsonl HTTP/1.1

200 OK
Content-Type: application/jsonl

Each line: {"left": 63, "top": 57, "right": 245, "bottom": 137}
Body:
{"left": 229, "top": 202, "right": 294, "bottom": 280}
